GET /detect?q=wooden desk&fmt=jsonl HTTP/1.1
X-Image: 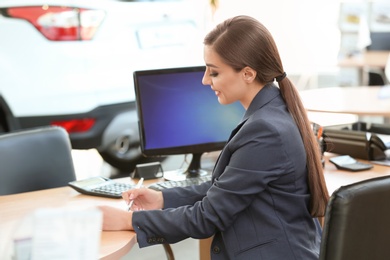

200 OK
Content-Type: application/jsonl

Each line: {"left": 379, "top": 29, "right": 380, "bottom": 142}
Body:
{"left": 2, "top": 160, "right": 390, "bottom": 260}
{"left": 338, "top": 51, "right": 389, "bottom": 69}
{"left": 338, "top": 51, "right": 389, "bottom": 85}
{"left": 299, "top": 86, "right": 390, "bottom": 123}
{"left": 0, "top": 180, "right": 143, "bottom": 260}
{"left": 324, "top": 153, "right": 390, "bottom": 194}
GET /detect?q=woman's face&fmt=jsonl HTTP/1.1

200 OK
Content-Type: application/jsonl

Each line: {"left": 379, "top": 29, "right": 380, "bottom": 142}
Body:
{"left": 202, "top": 45, "right": 249, "bottom": 107}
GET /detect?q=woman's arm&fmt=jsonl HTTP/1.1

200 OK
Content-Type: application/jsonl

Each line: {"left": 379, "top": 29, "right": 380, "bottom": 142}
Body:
{"left": 99, "top": 206, "right": 133, "bottom": 231}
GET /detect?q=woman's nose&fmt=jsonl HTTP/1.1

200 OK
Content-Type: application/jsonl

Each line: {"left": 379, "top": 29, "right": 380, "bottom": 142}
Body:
{"left": 202, "top": 72, "right": 210, "bottom": 86}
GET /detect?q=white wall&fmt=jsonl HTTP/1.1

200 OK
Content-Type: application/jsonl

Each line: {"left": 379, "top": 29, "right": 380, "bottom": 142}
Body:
{"left": 207, "top": 0, "right": 342, "bottom": 80}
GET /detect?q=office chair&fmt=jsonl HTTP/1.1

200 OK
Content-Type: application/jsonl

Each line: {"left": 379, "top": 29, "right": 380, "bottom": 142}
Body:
{"left": 0, "top": 126, "right": 76, "bottom": 195}
{"left": 319, "top": 175, "right": 390, "bottom": 260}
{"left": 0, "top": 126, "right": 176, "bottom": 260}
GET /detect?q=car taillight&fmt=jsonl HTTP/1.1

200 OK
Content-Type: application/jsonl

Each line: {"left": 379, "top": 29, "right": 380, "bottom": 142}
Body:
{"left": 4, "top": 6, "right": 105, "bottom": 41}
{"left": 51, "top": 118, "right": 96, "bottom": 133}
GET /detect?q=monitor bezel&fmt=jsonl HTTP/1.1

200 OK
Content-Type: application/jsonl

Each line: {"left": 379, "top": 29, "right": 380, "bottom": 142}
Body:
{"left": 133, "top": 65, "right": 228, "bottom": 157}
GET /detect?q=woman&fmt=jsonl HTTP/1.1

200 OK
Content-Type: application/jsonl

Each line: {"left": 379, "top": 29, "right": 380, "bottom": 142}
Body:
{"left": 99, "top": 15, "right": 329, "bottom": 259}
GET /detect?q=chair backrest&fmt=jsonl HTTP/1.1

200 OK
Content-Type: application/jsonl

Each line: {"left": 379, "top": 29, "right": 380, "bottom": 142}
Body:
{"left": 319, "top": 175, "right": 390, "bottom": 260}
{"left": 0, "top": 126, "right": 76, "bottom": 195}
{"left": 367, "top": 32, "right": 390, "bottom": 51}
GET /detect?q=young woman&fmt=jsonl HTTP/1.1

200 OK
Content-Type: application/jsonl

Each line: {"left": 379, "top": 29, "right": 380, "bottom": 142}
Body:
{"left": 99, "top": 15, "right": 329, "bottom": 259}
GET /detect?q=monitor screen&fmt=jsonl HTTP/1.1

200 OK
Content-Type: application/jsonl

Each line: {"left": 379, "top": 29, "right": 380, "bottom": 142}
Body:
{"left": 133, "top": 66, "right": 245, "bottom": 180}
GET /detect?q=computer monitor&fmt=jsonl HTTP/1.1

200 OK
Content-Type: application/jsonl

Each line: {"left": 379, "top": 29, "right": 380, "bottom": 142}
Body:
{"left": 133, "top": 66, "right": 245, "bottom": 181}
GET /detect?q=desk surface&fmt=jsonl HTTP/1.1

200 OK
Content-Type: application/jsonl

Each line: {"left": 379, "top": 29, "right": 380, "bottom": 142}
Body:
{"left": 324, "top": 153, "right": 390, "bottom": 194}
{"left": 299, "top": 86, "right": 390, "bottom": 117}
{"left": 1, "top": 159, "right": 390, "bottom": 259}
{"left": 0, "top": 179, "right": 144, "bottom": 260}
{"left": 338, "top": 51, "right": 389, "bottom": 68}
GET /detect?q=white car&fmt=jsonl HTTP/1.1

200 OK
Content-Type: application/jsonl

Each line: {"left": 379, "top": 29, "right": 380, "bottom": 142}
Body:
{"left": 0, "top": 0, "right": 207, "bottom": 172}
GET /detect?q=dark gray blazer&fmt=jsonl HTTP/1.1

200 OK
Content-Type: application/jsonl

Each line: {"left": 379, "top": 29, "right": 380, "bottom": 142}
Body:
{"left": 133, "top": 84, "right": 322, "bottom": 259}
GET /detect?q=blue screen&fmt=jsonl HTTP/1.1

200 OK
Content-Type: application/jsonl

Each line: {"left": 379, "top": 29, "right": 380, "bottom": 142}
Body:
{"left": 134, "top": 66, "right": 245, "bottom": 156}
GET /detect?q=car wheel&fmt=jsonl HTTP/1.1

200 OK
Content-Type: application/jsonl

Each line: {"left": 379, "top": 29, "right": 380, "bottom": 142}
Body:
{"left": 0, "top": 122, "right": 6, "bottom": 134}
{"left": 98, "top": 133, "right": 142, "bottom": 172}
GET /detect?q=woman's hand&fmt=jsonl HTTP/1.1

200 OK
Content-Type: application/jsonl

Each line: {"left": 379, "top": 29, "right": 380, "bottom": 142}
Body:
{"left": 122, "top": 187, "right": 164, "bottom": 211}
{"left": 99, "top": 206, "right": 133, "bottom": 231}
{"left": 98, "top": 187, "right": 163, "bottom": 231}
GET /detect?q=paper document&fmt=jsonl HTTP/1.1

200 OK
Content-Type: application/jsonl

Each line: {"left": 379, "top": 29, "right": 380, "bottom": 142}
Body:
{"left": 13, "top": 207, "right": 102, "bottom": 260}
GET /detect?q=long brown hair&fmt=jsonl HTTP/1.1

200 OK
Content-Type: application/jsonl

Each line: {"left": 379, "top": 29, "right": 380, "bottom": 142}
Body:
{"left": 204, "top": 15, "right": 329, "bottom": 217}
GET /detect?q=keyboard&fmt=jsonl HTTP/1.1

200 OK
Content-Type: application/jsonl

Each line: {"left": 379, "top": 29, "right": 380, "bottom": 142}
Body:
{"left": 89, "top": 182, "right": 135, "bottom": 198}
{"left": 68, "top": 177, "right": 136, "bottom": 198}
{"left": 148, "top": 175, "right": 212, "bottom": 191}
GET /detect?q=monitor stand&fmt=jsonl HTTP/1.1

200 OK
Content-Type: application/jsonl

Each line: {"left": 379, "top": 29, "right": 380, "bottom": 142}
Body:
{"left": 163, "top": 153, "right": 210, "bottom": 181}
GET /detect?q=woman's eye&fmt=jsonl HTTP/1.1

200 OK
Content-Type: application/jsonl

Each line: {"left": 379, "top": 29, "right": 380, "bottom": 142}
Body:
{"left": 210, "top": 72, "right": 218, "bottom": 77}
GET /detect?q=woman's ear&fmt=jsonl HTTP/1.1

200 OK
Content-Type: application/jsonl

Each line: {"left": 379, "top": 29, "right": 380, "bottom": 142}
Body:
{"left": 242, "top": 66, "right": 256, "bottom": 83}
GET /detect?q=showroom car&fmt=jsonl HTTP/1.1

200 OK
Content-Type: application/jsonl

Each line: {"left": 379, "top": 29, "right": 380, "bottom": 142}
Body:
{"left": 0, "top": 0, "right": 207, "bottom": 172}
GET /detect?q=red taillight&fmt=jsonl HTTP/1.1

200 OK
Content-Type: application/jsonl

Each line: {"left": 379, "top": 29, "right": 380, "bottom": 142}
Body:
{"left": 6, "top": 6, "right": 105, "bottom": 41}
{"left": 51, "top": 118, "right": 96, "bottom": 133}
